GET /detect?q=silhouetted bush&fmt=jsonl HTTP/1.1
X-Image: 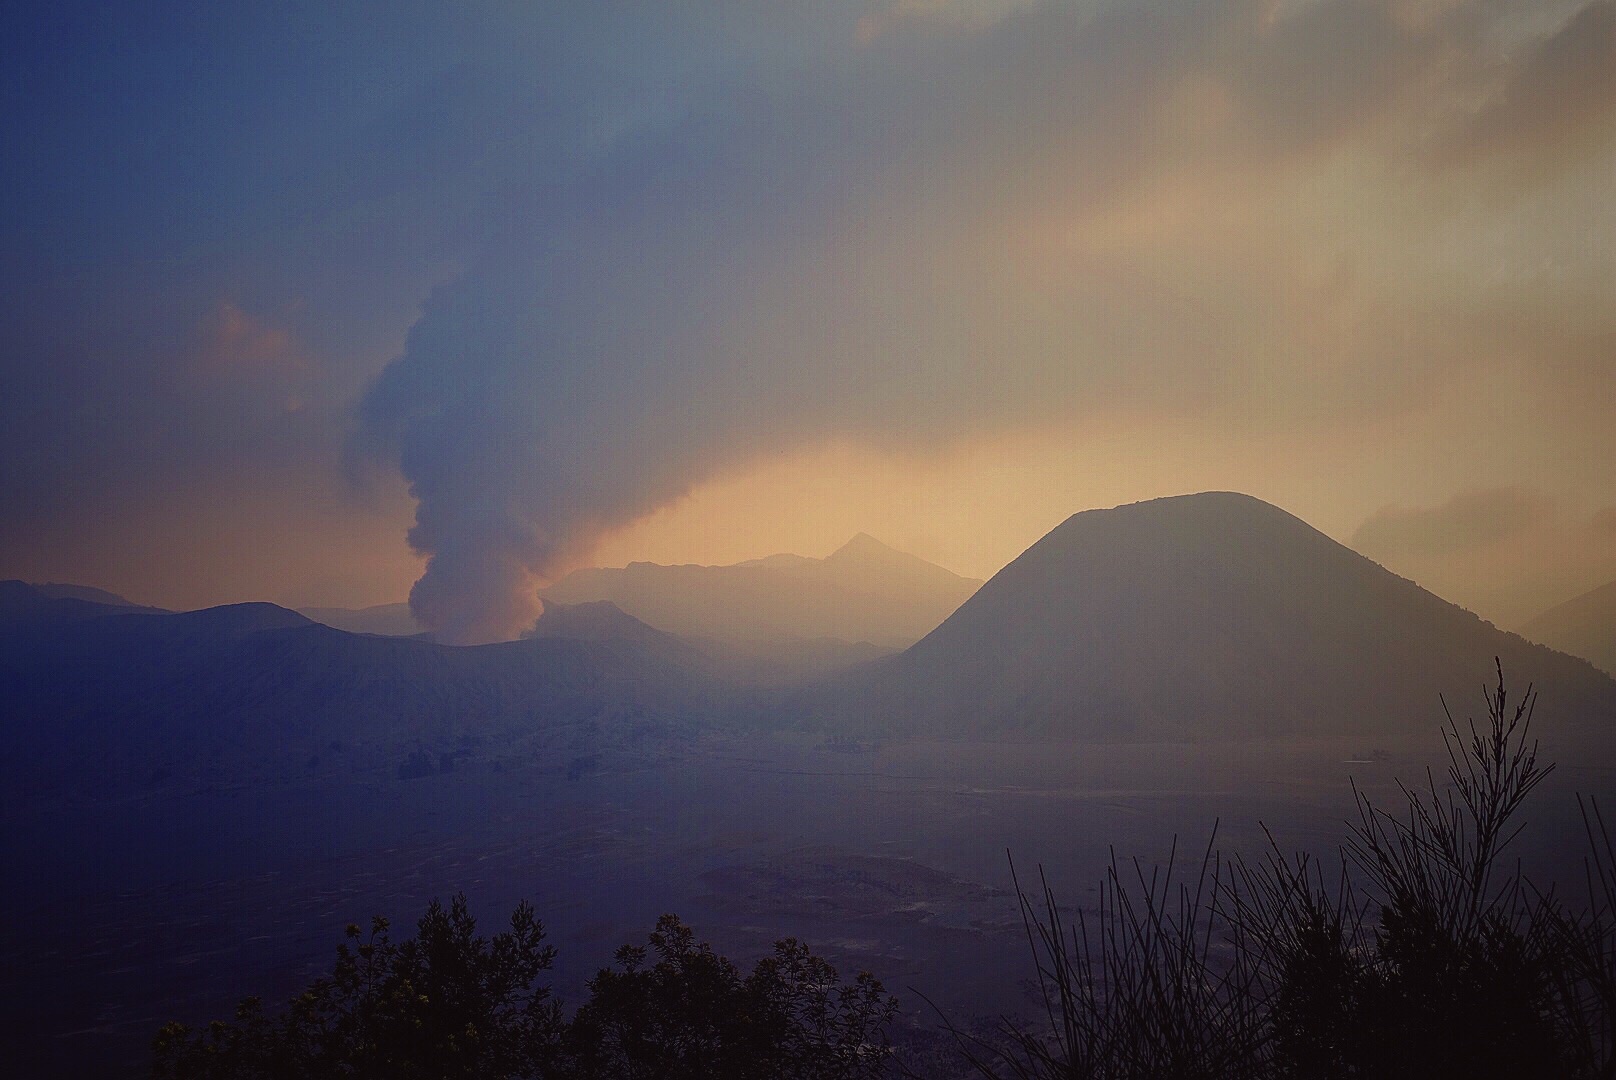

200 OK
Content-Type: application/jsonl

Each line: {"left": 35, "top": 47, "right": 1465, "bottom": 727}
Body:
{"left": 152, "top": 896, "right": 562, "bottom": 1079}
{"left": 948, "top": 663, "right": 1616, "bottom": 1079}
{"left": 570, "top": 914, "right": 897, "bottom": 1079}
{"left": 153, "top": 903, "right": 895, "bottom": 1080}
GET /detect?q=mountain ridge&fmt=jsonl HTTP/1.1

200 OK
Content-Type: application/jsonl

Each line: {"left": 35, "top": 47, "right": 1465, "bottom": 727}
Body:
{"left": 542, "top": 535, "right": 982, "bottom": 649}
{"left": 0, "top": 584, "right": 737, "bottom": 805}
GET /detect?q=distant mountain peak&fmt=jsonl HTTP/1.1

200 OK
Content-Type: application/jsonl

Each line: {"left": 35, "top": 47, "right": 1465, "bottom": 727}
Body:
{"left": 828, "top": 532, "right": 901, "bottom": 561}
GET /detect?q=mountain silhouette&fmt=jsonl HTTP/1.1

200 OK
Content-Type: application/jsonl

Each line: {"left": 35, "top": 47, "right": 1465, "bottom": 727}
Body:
{"left": 541, "top": 535, "right": 980, "bottom": 649}
{"left": 1, "top": 579, "right": 167, "bottom": 627}
{"left": 10, "top": 494, "right": 1614, "bottom": 802}
{"left": 527, "top": 599, "right": 693, "bottom": 647}
{"left": 0, "top": 584, "right": 732, "bottom": 802}
{"left": 1521, "top": 580, "right": 1616, "bottom": 676}
{"left": 815, "top": 493, "right": 1616, "bottom": 745}
{"left": 29, "top": 582, "right": 152, "bottom": 608}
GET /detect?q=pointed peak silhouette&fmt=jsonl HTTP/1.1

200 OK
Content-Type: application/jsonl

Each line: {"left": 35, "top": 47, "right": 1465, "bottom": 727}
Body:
{"left": 828, "top": 532, "right": 903, "bottom": 562}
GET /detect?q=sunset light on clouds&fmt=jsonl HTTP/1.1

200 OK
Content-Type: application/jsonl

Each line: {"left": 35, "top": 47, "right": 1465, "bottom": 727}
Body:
{"left": 3, "top": 0, "right": 1613, "bottom": 640}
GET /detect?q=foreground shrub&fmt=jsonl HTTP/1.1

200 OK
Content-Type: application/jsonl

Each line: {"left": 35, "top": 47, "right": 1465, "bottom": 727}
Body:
{"left": 952, "top": 663, "right": 1616, "bottom": 1079}
{"left": 153, "top": 906, "right": 895, "bottom": 1080}
{"left": 152, "top": 896, "right": 563, "bottom": 1080}
{"left": 570, "top": 914, "right": 897, "bottom": 1079}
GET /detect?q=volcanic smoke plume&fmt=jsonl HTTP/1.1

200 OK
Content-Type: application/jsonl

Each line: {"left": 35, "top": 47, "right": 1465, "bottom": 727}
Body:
{"left": 354, "top": 0, "right": 1616, "bottom": 643}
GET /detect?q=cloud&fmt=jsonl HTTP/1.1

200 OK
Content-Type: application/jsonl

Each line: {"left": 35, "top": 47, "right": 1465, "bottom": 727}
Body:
{"left": 853, "top": 0, "right": 1032, "bottom": 45}
{"left": 1353, "top": 488, "right": 1616, "bottom": 625}
{"left": 0, "top": 277, "right": 422, "bottom": 610}
{"left": 4, "top": 1, "right": 1613, "bottom": 634}
{"left": 350, "top": 0, "right": 1616, "bottom": 643}
{"left": 1353, "top": 487, "right": 1552, "bottom": 560}
{"left": 1430, "top": 0, "right": 1616, "bottom": 171}
{"left": 188, "top": 301, "right": 311, "bottom": 383}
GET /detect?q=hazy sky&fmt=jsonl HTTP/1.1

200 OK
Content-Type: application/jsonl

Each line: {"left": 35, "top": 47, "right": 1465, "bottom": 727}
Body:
{"left": 2, "top": 0, "right": 1613, "bottom": 640}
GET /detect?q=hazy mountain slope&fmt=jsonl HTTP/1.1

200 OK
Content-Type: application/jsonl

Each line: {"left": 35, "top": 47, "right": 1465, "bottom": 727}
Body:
{"left": 0, "top": 587, "right": 736, "bottom": 802}
{"left": 816, "top": 493, "right": 1616, "bottom": 744}
{"left": 1520, "top": 581, "right": 1616, "bottom": 676}
{"left": 528, "top": 598, "right": 895, "bottom": 686}
{"left": 1, "top": 579, "right": 167, "bottom": 627}
{"left": 542, "top": 534, "right": 981, "bottom": 649}
{"left": 29, "top": 582, "right": 153, "bottom": 608}
{"left": 299, "top": 602, "right": 423, "bottom": 637}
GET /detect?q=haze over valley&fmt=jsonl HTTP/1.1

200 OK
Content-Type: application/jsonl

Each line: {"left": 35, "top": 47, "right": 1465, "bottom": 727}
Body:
{"left": 6, "top": 494, "right": 1616, "bottom": 1074}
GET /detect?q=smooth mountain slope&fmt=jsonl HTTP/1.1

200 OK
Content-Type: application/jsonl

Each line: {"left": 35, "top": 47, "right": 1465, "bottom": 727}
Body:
{"left": 541, "top": 534, "right": 981, "bottom": 649}
{"left": 1520, "top": 581, "right": 1616, "bottom": 676}
{"left": 528, "top": 598, "right": 897, "bottom": 686}
{"left": 816, "top": 493, "right": 1616, "bottom": 744}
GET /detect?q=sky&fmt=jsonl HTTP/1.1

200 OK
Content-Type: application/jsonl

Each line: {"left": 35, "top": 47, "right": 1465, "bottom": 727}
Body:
{"left": 2, "top": 0, "right": 1613, "bottom": 641}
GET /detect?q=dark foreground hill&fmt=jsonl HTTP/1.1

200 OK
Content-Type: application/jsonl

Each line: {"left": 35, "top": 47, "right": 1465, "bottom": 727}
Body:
{"left": 298, "top": 601, "right": 423, "bottom": 637}
{"left": 0, "top": 584, "right": 737, "bottom": 803}
{"left": 542, "top": 534, "right": 981, "bottom": 649}
{"left": 1521, "top": 580, "right": 1616, "bottom": 677}
{"left": 809, "top": 493, "right": 1616, "bottom": 746}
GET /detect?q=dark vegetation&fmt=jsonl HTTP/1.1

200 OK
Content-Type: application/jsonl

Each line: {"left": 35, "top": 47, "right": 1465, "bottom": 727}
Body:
{"left": 945, "top": 664, "right": 1616, "bottom": 1079}
{"left": 152, "top": 902, "right": 897, "bottom": 1080}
